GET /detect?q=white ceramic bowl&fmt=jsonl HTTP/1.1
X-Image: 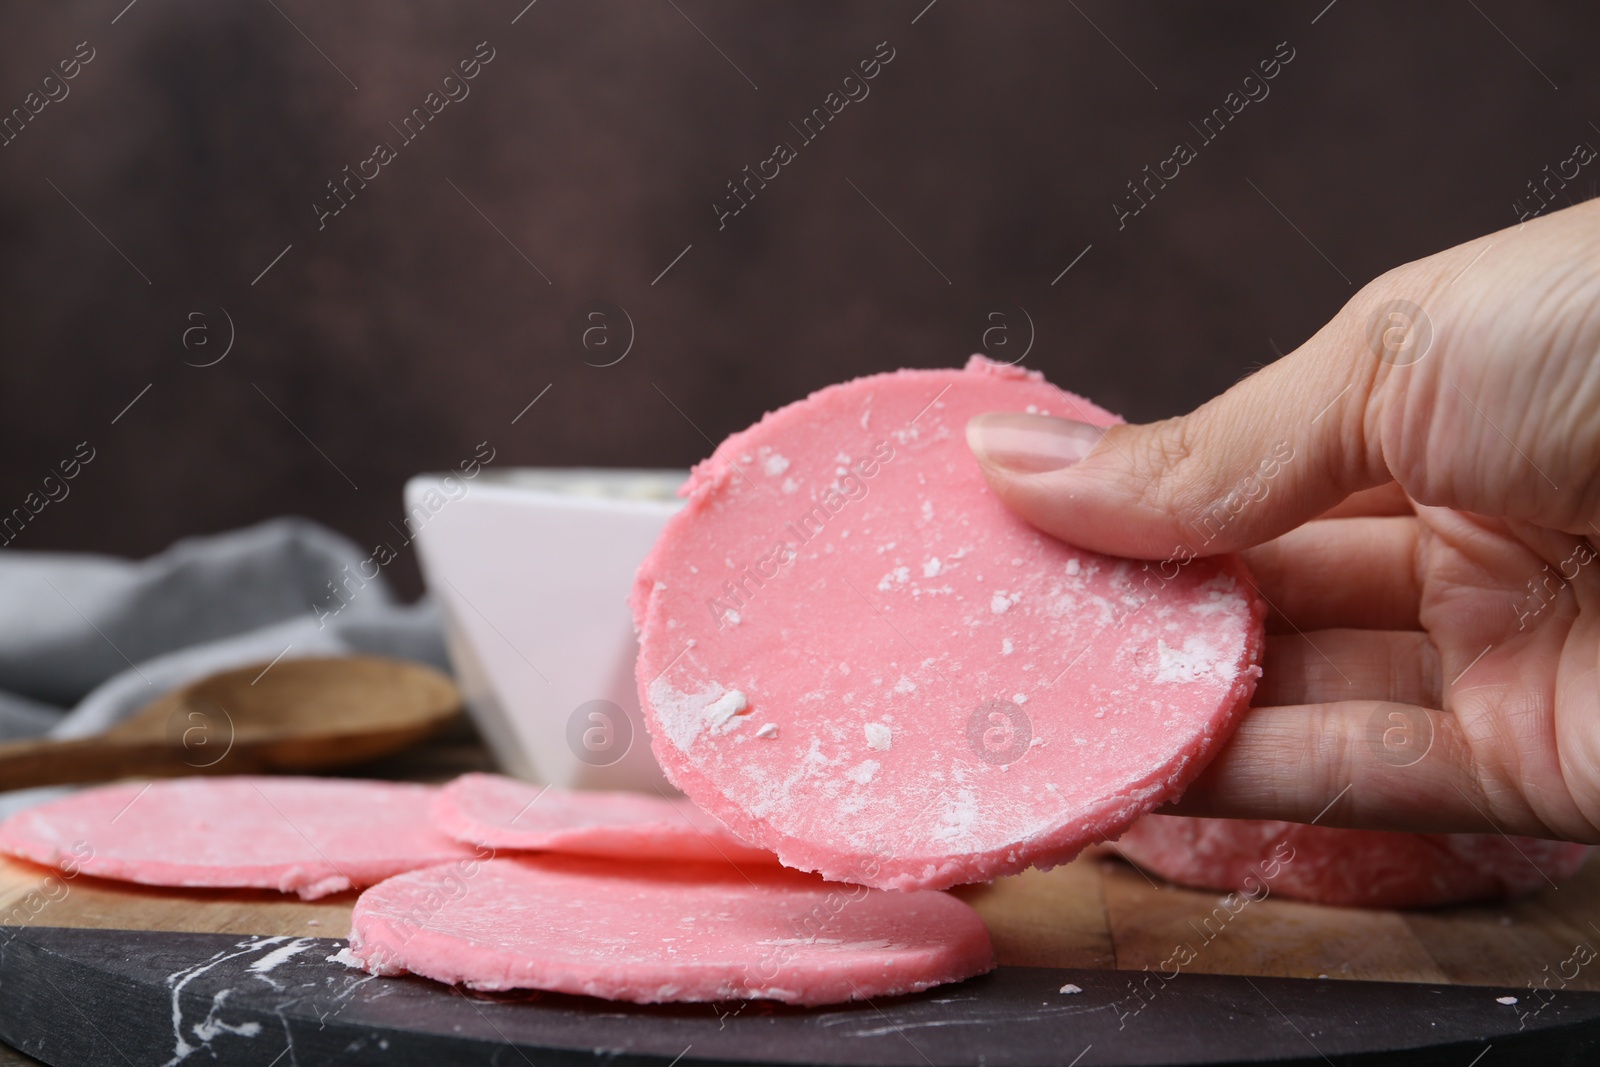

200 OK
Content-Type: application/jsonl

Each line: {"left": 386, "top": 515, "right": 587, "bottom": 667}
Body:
{"left": 404, "top": 468, "right": 687, "bottom": 791}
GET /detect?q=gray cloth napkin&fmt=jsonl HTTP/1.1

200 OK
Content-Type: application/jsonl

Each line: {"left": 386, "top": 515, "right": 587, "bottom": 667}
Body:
{"left": 0, "top": 517, "right": 450, "bottom": 742}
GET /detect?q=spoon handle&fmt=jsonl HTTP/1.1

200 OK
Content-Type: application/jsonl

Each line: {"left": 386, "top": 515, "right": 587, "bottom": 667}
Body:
{"left": 0, "top": 736, "right": 233, "bottom": 791}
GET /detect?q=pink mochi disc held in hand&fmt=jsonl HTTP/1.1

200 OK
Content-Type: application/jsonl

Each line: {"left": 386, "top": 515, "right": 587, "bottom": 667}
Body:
{"left": 0, "top": 776, "right": 482, "bottom": 900}
{"left": 631, "top": 357, "right": 1267, "bottom": 891}
{"left": 347, "top": 854, "right": 994, "bottom": 1005}
{"left": 433, "top": 772, "right": 778, "bottom": 865}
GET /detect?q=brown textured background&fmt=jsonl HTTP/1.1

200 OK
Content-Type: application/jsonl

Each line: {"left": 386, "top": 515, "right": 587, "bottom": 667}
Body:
{"left": 1, "top": 1, "right": 1595, "bottom": 598}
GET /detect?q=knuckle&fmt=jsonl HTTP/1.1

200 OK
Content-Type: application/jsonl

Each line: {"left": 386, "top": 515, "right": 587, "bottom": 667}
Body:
{"left": 1122, "top": 417, "right": 1208, "bottom": 514}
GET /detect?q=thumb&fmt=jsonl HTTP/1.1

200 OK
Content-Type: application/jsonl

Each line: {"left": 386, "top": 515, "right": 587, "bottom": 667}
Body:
{"left": 966, "top": 317, "right": 1386, "bottom": 559}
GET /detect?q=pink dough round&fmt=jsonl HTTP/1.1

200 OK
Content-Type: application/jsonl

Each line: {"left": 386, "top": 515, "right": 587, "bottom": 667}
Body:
{"left": 1115, "top": 814, "right": 1594, "bottom": 908}
{"left": 0, "top": 776, "right": 483, "bottom": 899}
{"left": 347, "top": 854, "right": 994, "bottom": 1004}
{"left": 631, "top": 357, "right": 1267, "bottom": 891}
{"left": 433, "top": 773, "right": 778, "bottom": 865}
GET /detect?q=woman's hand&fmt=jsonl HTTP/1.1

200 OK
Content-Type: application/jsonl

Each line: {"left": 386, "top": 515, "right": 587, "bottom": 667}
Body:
{"left": 966, "top": 200, "right": 1600, "bottom": 842}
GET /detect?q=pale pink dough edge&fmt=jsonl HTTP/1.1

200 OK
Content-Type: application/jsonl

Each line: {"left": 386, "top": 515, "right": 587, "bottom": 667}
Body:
{"left": 1115, "top": 813, "right": 1594, "bottom": 909}
{"left": 0, "top": 843, "right": 375, "bottom": 900}
{"left": 349, "top": 910, "right": 993, "bottom": 1005}
{"left": 0, "top": 778, "right": 481, "bottom": 900}
{"left": 429, "top": 773, "right": 780, "bottom": 866}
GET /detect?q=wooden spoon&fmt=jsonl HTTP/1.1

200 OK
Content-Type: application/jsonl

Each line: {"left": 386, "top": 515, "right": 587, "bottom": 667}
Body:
{"left": 0, "top": 655, "right": 462, "bottom": 790}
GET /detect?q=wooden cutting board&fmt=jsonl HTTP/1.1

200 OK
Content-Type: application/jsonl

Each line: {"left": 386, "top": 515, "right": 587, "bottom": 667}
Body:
{"left": 2, "top": 750, "right": 1599, "bottom": 1065}
{"left": 3, "top": 849, "right": 1600, "bottom": 1065}
{"left": 6, "top": 845, "right": 1600, "bottom": 989}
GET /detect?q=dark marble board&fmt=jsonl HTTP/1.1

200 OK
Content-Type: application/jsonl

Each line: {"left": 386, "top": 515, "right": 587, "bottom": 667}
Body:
{"left": 1, "top": 927, "right": 1598, "bottom": 1066}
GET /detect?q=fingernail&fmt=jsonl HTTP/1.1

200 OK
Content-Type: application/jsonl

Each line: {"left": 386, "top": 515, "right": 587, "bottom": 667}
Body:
{"left": 966, "top": 412, "right": 1103, "bottom": 473}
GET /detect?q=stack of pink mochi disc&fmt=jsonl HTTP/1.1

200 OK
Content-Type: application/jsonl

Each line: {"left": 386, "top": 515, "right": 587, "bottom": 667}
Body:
{"left": 0, "top": 772, "right": 992, "bottom": 1005}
